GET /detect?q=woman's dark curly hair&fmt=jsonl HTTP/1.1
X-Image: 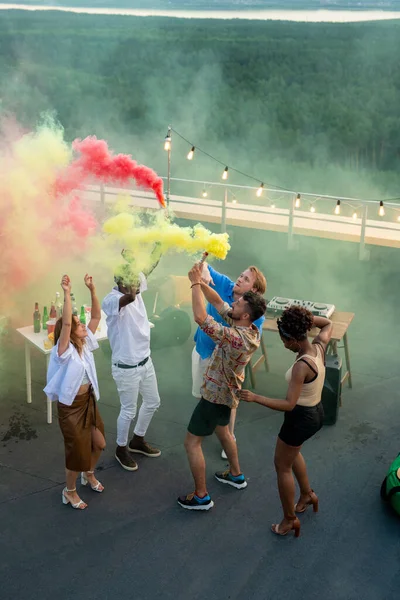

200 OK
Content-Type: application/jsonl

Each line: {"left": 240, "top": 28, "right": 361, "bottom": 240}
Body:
{"left": 277, "top": 305, "right": 314, "bottom": 341}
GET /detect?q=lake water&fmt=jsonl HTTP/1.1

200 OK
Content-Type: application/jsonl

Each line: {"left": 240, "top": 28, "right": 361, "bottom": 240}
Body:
{"left": 1, "top": 4, "right": 400, "bottom": 22}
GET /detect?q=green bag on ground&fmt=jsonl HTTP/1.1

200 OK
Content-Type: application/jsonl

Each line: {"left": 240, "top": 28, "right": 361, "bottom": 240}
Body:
{"left": 380, "top": 453, "right": 400, "bottom": 515}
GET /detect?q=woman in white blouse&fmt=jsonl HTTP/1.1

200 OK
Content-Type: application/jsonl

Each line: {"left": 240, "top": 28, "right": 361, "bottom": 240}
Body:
{"left": 45, "top": 274, "right": 106, "bottom": 510}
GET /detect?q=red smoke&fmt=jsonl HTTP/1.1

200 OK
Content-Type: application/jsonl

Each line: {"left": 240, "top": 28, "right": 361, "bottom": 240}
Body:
{"left": 56, "top": 136, "right": 166, "bottom": 208}
{"left": 0, "top": 123, "right": 165, "bottom": 307}
{"left": 55, "top": 196, "right": 97, "bottom": 240}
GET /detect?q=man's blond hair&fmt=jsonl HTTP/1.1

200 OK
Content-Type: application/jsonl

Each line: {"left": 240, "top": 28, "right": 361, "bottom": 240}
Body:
{"left": 248, "top": 266, "right": 267, "bottom": 296}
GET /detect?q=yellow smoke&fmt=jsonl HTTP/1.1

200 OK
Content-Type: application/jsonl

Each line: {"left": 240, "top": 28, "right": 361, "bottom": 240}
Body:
{"left": 99, "top": 204, "right": 230, "bottom": 283}
{"left": 0, "top": 116, "right": 84, "bottom": 322}
{"left": 0, "top": 113, "right": 231, "bottom": 320}
{"left": 102, "top": 208, "right": 230, "bottom": 278}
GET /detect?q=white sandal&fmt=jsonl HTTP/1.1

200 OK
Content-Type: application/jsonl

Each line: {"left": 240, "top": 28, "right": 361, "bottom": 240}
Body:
{"left": 62, "top": 487, "right": 87, "bottom": 510}
{"left": 81, "top": 471, "right": 104, "bottom": 493}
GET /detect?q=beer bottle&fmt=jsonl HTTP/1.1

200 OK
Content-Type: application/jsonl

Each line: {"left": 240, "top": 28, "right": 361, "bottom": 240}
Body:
{"left": 49, "top": 302, "right": 57, "bottom": 320}
{"left": 33, "top": 302, "right": 41, "bottom": 333}
{"left": 71, "top": 293, "right": 78, "bottom": 316}
{"left": 42, "top": 306, "right": 49, "bottom": 331}
{"left": 55, "top": 292, "right": 62, "bottom": 318}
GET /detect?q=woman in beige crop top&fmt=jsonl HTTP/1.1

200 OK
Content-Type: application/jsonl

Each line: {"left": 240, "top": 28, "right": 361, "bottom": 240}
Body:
{"left": 241, "top": 305, "right": 332, "bottom": 538}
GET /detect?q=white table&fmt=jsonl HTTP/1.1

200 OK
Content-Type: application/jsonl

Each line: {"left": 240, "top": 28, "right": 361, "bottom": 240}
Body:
{"left": 17, "top": 315, "right": 109, "bottom": 424}
{"left": 17, "top": 315, "right": 154, "bottom": 424}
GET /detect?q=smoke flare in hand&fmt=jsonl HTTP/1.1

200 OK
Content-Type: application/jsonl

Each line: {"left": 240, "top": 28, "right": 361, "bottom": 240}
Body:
{"left": 102, "top": 210, "right": 230, "bottom": 277}
{"left": 56, "top": 136, "right": 165, "bottom": 208}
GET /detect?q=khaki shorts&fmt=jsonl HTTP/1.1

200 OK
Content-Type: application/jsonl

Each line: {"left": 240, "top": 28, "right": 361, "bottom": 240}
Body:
{"left": 191, "top": 347, "right": 210, "bottom": 398}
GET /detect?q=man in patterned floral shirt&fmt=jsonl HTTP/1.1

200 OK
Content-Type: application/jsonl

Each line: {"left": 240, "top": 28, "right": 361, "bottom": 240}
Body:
{"left": 178, "top": 263, "right": 267, "bottom": 511}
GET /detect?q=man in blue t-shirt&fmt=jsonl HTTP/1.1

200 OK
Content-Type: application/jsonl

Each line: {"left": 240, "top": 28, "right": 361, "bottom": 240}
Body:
{"left": 192, "top": 262, "right": 267, "bottom": 457}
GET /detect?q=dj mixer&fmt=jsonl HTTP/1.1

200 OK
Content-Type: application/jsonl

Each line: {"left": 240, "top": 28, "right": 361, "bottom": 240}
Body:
{"left": 267, "top": 297, "right": 335, "bottom": 318}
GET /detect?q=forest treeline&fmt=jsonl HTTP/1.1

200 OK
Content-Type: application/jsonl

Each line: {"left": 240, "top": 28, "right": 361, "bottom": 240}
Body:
{"left": 7, "top": 1, "right": 400, "bottom": 9}
{"left": 1, "top": 12, "right": 400, "bottom": 193}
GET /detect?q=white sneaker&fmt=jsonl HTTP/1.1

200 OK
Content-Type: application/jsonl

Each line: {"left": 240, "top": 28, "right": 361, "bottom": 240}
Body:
{"left": 221, "top": 436, "right": 236, "bottom": 460}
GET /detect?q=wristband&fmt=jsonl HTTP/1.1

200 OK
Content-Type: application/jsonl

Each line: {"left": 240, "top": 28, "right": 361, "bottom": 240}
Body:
{"left": 191, "top": 282, "right": 201, "bottom": 288}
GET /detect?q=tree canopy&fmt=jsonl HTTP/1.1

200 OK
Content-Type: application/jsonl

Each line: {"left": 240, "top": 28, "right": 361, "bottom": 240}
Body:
{"left": 1, "top": 12, "right": 400, "bottom": 197}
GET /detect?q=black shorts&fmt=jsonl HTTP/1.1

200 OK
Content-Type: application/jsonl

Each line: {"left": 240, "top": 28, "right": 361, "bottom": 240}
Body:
{"left": 188, "top": 398, "right": 231, "bottom": 437}
{"left": 278, "top": 403, "right": 324, "bottom": 447}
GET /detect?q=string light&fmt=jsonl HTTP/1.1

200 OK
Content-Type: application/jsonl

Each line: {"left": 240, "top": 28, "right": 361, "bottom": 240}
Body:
{"left": 187, "top": 146, "right": 195, "bottom": 160}
{"left": 164, "top": 129, "right": 171, "bottom": 151}
{"left": 353, "top": 212, "right": 358, "bottom": 220}
{"left": 202, "top": 189, "right": 208, "bottom": 198}
{"left": 310, "top": 205, "right": 316, "bottom": 213}
{"left": 397, "top": 215, "right": 400, "bottom": 222}
{"left": 270, "top": 203, "right": 276, "bottom": 209}
{"left": 168, "top": 127, "right": 400, "bottom": 212}
{"left": 334, "top": 200, "right": 341, "bottom": 215}
{"left": 232, "top": 198, "right": 237, "bottom": 204}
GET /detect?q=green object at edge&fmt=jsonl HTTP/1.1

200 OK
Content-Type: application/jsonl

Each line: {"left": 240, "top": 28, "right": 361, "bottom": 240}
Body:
{"left": 382, "top": 454, "right": 400, "bottom": 516}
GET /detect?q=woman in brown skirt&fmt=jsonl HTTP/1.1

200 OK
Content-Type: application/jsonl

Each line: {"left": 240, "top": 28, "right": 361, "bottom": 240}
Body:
{"left": 44, "top": 274, "right": 106, "bottom": 510}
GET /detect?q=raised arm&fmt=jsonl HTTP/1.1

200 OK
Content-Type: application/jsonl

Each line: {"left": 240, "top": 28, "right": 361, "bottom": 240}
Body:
{"left": 189, "top": 263, "right": 232, "bottom": 327}
{"left": 118, "top": 284, "right": 140, "bottom": 311}
{"left": 199, "top": 281, "right": 225, "bottom": 313}
{"left": 312, "top": 315, "right": 333, "bottom": 350}
{"left": 84, "top": 274, "right": 101, "bottom": 335}
{"left": 143, "top": 243, "right": 162, "bottom": 278}
{"left": 206, "top": 264, "right": 233, "bottom": 293}
{"left": 122, "top": 244, "right": 162, "bottom": 280}
{"left": 189, "top": 264, "right": 207, "bottom": 325}
{"left": 58, "top": 275, "right": 72, "bottom": 357}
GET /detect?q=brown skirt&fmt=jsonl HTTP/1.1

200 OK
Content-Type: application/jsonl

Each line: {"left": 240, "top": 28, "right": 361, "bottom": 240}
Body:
{"left": 57, "top": 386, "right": 105, "bottom": 472}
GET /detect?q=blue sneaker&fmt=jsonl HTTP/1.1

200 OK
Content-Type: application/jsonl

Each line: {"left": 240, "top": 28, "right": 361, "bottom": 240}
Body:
{"left": 177, "top": 492, "right": 214, "bottom": 511}
{"left": 215, "top": 469, "right": 247, "bottom": 490}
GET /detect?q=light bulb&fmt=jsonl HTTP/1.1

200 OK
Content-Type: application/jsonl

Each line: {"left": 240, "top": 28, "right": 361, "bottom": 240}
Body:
{"left": 310, "top": 205, "right": 316, "bottom": 213}
{"left": 164, "top": 137, "right": 171, "bottom": 151}
{"left": 271, "top": 203, "right": 275, "bottom": 209}
{"left": 232, "top": 198, "right": 237, "bottom": 204}
{"left": 353, "top": 212, "right": 357, "bottom": 220}
{"left": 202, "top": 189, "right": 208, "bottom": 198}
{"left": 222, "top": 167, "right": 228, "bottom": 180}
{"left": 379, "top": 201, "right": 385, "bottom": 217}
{"left": 187, "top": 146, "right": 195, "bottom": 160}
{"left": 397, "top": 215, "right": 400, "bottom": 222}
{"left": 256, "top": 183, "right": 264, "bottom": 197}
{"left": 295, "top": 193, "right": 301, "bottom": 208}
{"left": 334, "top": 200, "right": 341, "bottom": 215}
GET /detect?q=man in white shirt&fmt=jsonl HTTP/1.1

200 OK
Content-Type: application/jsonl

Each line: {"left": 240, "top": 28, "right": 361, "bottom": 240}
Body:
{"left": 102, "top": 263, "right": 161, "bottom": 471}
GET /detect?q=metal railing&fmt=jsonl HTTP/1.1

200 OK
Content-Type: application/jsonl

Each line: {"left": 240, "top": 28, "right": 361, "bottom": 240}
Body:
{"left": 89, "top": 178, "right": 400, "bottom": 261}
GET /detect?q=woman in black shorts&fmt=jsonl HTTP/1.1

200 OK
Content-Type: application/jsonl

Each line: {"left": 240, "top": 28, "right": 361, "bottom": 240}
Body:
{"left": 241, "top": 306, "right": 332, "bottom": 537}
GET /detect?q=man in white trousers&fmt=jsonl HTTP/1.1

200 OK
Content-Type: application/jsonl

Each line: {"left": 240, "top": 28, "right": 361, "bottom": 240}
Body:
{"left": 102, "top": 262, "right": 161, "bottom": 471}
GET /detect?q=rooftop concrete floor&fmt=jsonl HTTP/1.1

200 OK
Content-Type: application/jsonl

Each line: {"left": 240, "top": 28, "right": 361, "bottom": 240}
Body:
{"left": 1, "top": 230, "right": 399, "bottom": 600}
